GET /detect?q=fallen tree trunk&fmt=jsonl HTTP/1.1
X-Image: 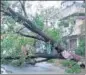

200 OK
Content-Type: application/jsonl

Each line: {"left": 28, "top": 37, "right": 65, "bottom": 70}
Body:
{"left": 1, "top": 2, "right": 62, "bottom": 53}
{"left": 1, "top": 5, "right": 54, "bottom": 43}
{"left": 1, "top": 53, "right": 64, "bottom": 60}
{"left": 16, "top": 32, "right": 45, "bottom": 41}
{"left": 1, "top": 2, "right": 83, "bottom": 62}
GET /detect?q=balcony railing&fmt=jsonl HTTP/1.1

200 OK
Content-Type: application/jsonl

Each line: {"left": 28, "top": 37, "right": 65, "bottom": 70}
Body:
{"left": 58, "top": 3, "right": 85, "bottom": 20}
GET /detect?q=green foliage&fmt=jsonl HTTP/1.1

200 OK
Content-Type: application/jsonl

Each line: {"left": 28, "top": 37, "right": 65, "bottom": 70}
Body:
{"left": 45, "top": 42, "right": 52, "bottom": 54}
{"left": 1, "top": 16, "right": 16, "bottom": 34}
{"left": 46, "top": 28, "right": 61, "bottom": 41}
{"left": 33, "top": 14, "right": 44, "bottom": 30}
{"left": 48, "top": 59, "right": 55, "bottom": 63}
{"left": 1, "top": 34, "right": 34, "bottom": 56}
{"left": 1, "top": 1, "right": 10, "bottom": 8}
{"left": 65, "top": 64, "right": 81, "bottom": 73}
{"left": 11, "top": 60, "right": 22, "bottom": 66}
{"left": 75, "top": 39, "right": 85, "bottom": 56}
{"left": 61, "top": 60, "right": 77, "bottom": 67}
{"left": 1, "top": 58, "right": 12, "bottom": 64}
{"left": 1, "top": 33, "right": 35, "bottom": 65}
{"left": 61, "top": 60, "right": 81, "bottom": 73}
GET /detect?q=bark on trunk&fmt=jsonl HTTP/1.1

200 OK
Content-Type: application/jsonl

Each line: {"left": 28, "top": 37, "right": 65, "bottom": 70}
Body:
{"left": 1, "top": 53, "right": 64, "bottom": 60}
{"left": 1, "top": 3, "right": 61, "bottom": 52}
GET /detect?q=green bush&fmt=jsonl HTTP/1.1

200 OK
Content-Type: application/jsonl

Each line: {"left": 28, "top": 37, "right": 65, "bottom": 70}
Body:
{"left": 48, "top": 59, "right": 55, "bottom": 63}
{"left": 1, "top": 58, "right": 12, "bottom": 64}
{"left": 61, "top": 60, "right": 77, "bottom": 67}
{"left": 11, "top": 60, "right": 22, "bottom": 66}
{"left": 75, "top": 39, "right": 85, "bottom": 56}
{"left": 66, "top": 64, "right": 81, "bottom": 73}
{"left": 33, "top": 14, "right": 44, "bottom": 30}
{"left": 45, "top": 28, "right": 61, "bottom": 41}
{"left": 61, "top": 60, "right": 81, "bottom": 73}
{"left": 1, "top": 33, "right": 35, "bottom": 65}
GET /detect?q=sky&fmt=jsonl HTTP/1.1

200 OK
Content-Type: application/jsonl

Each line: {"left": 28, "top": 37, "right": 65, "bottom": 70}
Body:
{"left": 30, "top": 1, "right": 62, "bottom": 8}
{"left": 10, "top": 1, "right": 83, "bottom": 16}
{"left": 25, "top": 1, "right": 62, "bottom": 16}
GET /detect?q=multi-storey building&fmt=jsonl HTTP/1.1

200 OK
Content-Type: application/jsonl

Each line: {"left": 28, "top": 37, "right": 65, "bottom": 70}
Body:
{"left": 58, "top": 1, "right": 85, "bottom": 51}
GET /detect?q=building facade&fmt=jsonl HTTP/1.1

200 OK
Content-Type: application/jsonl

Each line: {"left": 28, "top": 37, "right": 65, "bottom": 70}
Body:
{"left": 58, "top": 1, "right": 85, "bottom": 52}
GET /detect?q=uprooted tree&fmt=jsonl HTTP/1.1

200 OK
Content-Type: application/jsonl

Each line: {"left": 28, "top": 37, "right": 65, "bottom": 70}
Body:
{"left": 1, "top": 1, "right": 82, "bottom": 63}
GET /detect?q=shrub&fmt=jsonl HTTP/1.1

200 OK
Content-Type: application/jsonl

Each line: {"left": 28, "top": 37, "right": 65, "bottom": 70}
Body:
{"left": 11, "top": 60, "right": 22, "bottom": 66}
{"left": 48, "top": 59, "right": 55, "bottom": 63}
{"left": 61, "top": 60, "right": 76, "bottom": 67}
{"left": 75, "top": 39, "right": 85, "bottom": 56}
{"left": 61, "top": 60, "right": 81, "bottom": 73}
{"left": 1, "top": 33, "right": 35, "bottom": 66}
{"left": 65, "top": 64, "right": 81, "bottom": 73}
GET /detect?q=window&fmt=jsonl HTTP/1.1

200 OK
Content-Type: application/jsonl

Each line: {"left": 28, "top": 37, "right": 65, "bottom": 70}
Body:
{"left": 70, "top": 38, "right": 77, "bottom": 51}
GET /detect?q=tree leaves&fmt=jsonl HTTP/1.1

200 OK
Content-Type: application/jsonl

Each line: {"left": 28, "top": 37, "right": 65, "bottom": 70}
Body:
{"left": 1, "top": 34, "right": 34, "bottom": 57}
{"left": 33, "top": 14, "right": 44, "bottom": 30}
{"left": 46, "top": 28, "right": 61, "bottom": 41}
{"left": 75, "top": 39, "right": 85, "bottom": 56}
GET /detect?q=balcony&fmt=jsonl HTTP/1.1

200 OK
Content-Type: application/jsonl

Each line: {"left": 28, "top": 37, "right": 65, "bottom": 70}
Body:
{"left": 58, "top": 3, "right": 85, "bottom": 20}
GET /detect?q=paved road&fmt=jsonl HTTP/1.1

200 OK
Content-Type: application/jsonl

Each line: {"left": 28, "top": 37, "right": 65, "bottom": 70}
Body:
{"left": 1, "top": 62, "right": 66, "bottom": 74}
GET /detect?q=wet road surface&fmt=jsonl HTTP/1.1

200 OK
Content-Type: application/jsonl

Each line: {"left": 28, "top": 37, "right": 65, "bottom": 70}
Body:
{"left": 1, "top": 62, "right": 66, "bottom": 74}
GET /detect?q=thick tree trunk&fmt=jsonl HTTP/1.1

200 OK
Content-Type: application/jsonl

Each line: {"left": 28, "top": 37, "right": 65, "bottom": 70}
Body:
{"left": 1, "top": 53, "right": 64, "bottom": 60}
{"left": 2, "top": 5, "right": 55, "bottom": 43}
{"left": 1, "top": 4, "right": 60, "bottom": 54}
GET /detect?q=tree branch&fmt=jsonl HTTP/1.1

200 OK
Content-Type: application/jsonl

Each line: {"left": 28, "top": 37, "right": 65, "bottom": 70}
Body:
{"left": 19, "top": 0, "right": 28, "bottom": 18}
{"left": 2, "top": 6, "right": 54, "bottom": 43}
{"left": 16, "top": 31, "right": 45, "bottom": 41}
{"left": 1, "top": 3, "right": 65, "bottom": 56}
{"left": 1, "top": 53, "right": 65, "bottom": 60}
{"left": 1, "top": 3, "right": 84, "bottom": 63}
{"left": 17, "top": 27, "right": 26, "bottom": 32}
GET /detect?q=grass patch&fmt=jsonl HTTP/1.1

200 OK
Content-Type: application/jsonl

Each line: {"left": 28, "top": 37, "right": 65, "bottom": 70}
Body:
{"left": 61, "top": 60, "right": 81, "bottom": 73}
{"left": 48, "top": 59, "right": 55, "bottom": 63}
